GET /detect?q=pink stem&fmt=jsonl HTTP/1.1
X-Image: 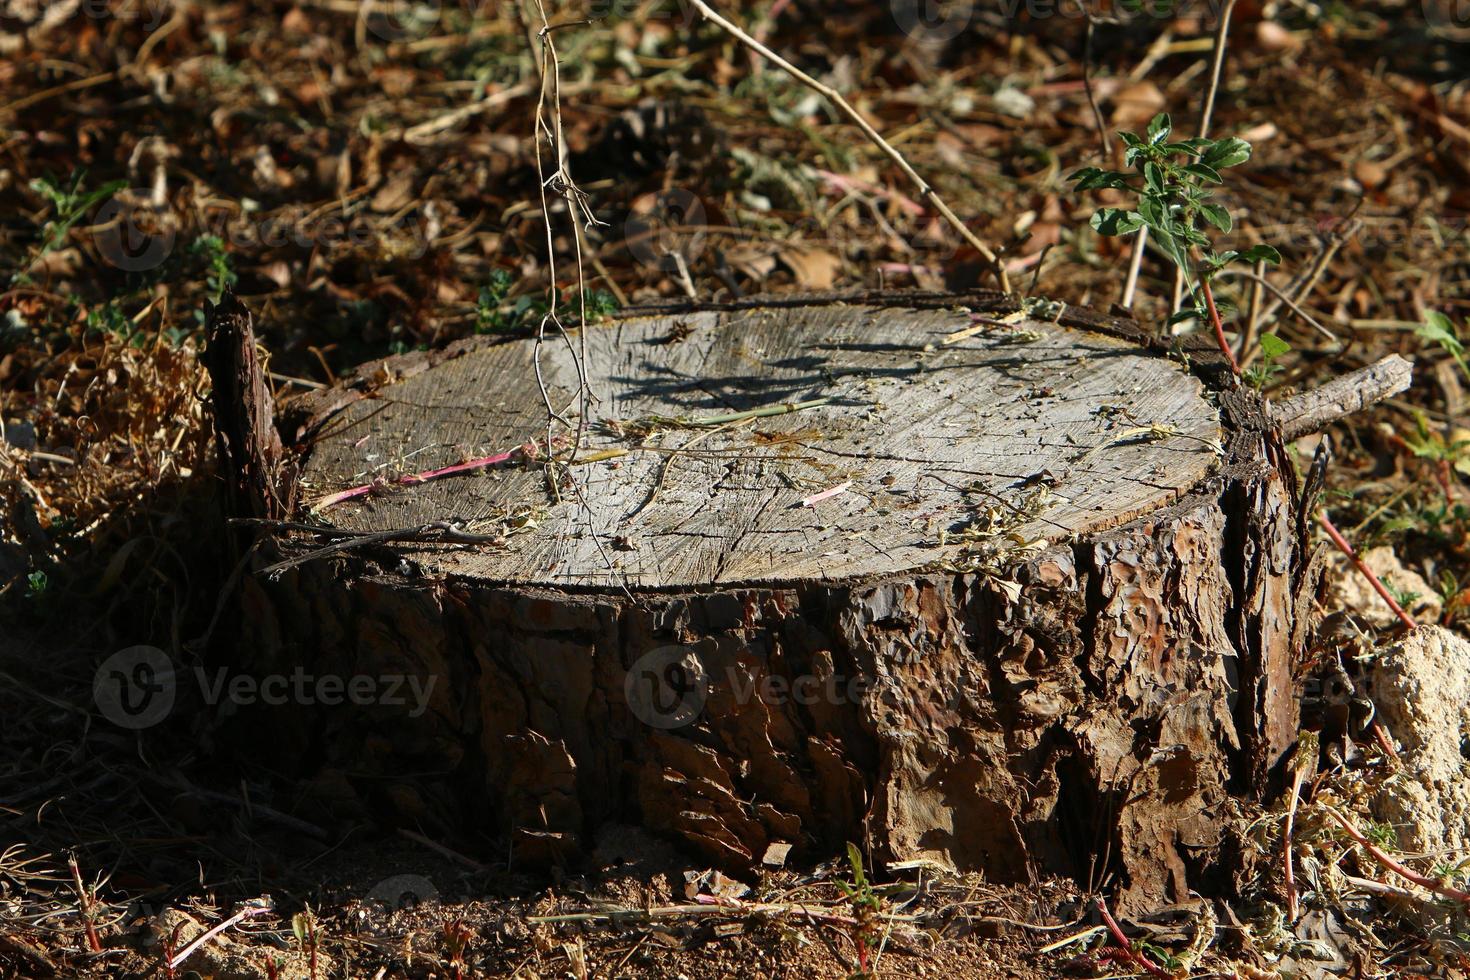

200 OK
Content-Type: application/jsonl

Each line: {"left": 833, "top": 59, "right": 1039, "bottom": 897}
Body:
{"left": 1200, "top": 278, "right": 1241, "bottom": 376}
{"left": 1317, "top": 513, "right": 1417, "bottom": 631}
{"left": 312, "top": 443, "right": 536, "bottom": 511}
{"left": 1324, "top": 806, "right": 1470, "bottom": 904}
{"left": 1095, "top": 898, "right": 1171, "bottom": 979}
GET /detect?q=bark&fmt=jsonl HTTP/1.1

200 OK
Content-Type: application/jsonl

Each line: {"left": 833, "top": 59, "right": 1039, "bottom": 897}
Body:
{"left": 222, "top": 293, "right": 1338, "bottom": 913}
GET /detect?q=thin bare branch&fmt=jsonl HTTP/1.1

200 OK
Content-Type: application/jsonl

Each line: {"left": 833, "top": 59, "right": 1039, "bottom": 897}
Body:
{"left": 685, "top": 0, "right": 1010, "bottom": 294}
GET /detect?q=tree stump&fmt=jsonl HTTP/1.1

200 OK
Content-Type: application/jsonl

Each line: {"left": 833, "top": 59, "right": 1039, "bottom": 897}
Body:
{"left": 233, "top": 293, "right": 1322, "bottom": 912}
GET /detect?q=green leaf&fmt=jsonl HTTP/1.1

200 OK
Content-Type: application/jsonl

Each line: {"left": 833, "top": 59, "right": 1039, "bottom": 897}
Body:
{"left": 1200, "top": 203, "right": 1233, "bottom": 233}
{"left": 1071, "top": 167, "right": 1131, "bottom": 191}
{"left": 1137, "top": 193, "right": 1169, "bottom": 233}
{"left": 1144, "top": 162, "right": 1166, "bottom": 194}
{"left": 1203, "top": 137, "right": 1252, "bottom": 169}
{"left": 1238, "top": 244, "right": 1282, "bottom": 265}
{"left": 1090, "top": 208, "right": 1145, "bottom": 236}
{"left": 1147, "top": 113, "right": 1172, "bottom": 144}
{"left": 1418, "top": 311, "right": 1465, "bottom": 357}
{"left": 1258, "top": 333, "right": 1291, "bottom": 359}
{"left": 1181, "top": 163, "right": 1223, "bottom": 184}
{"left": 1160, "top": 142, "right": 1203, "bottom": 156}
{"left": 1118, "top": 131, "right": 1144, "bottom": 148}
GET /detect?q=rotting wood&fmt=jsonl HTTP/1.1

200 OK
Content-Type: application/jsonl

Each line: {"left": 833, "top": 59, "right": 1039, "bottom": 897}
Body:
{"left": 224, "top": 293, "right": 1405, "bottom": 916}
{"left": 203, "top": 290, "right": 293, "bottom": 523}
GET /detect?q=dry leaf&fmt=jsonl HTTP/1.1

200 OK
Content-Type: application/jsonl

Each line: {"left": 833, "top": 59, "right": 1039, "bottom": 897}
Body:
{"left": 780, "top": 248, "right": 841, "bottom": 290}
{"left": 1110, "top": 81, "right": 1166, "bottom": 130}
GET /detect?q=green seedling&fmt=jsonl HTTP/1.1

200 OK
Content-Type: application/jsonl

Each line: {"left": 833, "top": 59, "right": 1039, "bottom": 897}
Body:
{"left": 1418, "top": 311, "right": 1469, "bottom": 383}
{"left": 1244, "top": 332, "right": 1291, "bottom": 392}
{"left": 1072, "top": 113, "right": 1281, "bottom": 375}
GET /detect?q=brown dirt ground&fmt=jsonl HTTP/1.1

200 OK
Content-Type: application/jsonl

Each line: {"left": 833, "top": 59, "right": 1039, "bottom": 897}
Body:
{"left": 4, "top": 1, "right": 1470, "bottom": 977}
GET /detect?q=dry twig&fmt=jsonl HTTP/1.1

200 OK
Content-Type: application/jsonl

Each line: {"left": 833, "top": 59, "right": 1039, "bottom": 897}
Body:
{"left": 685, "top": 0, "right": 1010, "bottom": 293}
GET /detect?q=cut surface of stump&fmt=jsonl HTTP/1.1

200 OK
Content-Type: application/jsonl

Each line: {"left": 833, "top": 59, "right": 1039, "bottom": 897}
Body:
{"left": 238, "top": 296, "right": 1314, "bottom": 915}
{"left": 300, "top": 304, "right": 1223, "bottom": 586}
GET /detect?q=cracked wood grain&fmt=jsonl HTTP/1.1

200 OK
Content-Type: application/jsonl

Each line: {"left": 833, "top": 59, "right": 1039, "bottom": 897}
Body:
{"left": 297, "top": 303, "right": 1222, "bottom": 588}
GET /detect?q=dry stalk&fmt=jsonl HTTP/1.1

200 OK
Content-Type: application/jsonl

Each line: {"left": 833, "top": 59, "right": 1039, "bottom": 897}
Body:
{"left": 685, "top": 0, "right": 1010, "bottom": 294}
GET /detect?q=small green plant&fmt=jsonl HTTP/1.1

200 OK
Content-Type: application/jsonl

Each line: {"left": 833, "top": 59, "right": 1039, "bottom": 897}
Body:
{"left": 1418, "top": 311, "right": 1469, "bottom": 383}
{"left": 84, "top": 301, "right": 141, "bottom": 346}
{"left": 837, "top": 842, "right": 881, "bottom": 979}
{"left": 475, "top": 269, "right": 620, "bottom": 333}
{"left": 476, "top": 268, "right": 535, "bottom": 333}
{"left": 25, "top": 570, "right": 48, "bottom": 599}
{"left": 1072, "top": 113, "right": 1281, "bottom": 375}
{"left": 1403, "top": 410, "right": 1470, "bottom": 475}
{"left": 1365, "top": 821, "right": 1398, "bottom": 849}
{"left": 30, "top": 173, "right": 127, "bottom": 257}
{"left": 1386, "top": 583, "right": 1422, "bottom": 612}
{"left": 191, "top": 234, "right": 237, "bottom": 302}
{"left": 582, "top": 288, "right": 620, "bottom": 321}
{"left": 1244, "top": 332, "right": 1291, "bottom": 391}
{"left": 292, "top": 909, "right": 319, "bottom": 980}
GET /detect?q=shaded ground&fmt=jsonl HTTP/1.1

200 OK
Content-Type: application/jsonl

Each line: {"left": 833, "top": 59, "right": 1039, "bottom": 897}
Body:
{"left": 3, "top": 1, "right": 1470, "bottom": 976}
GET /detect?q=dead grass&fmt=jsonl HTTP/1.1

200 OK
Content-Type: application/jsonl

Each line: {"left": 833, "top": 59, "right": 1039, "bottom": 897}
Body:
{"left": 2, "top": 2, "right": 1470, "bottom": 977}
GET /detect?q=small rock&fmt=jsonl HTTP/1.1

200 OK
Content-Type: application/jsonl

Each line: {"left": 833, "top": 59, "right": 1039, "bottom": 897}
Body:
{"left": 1367, "top": 626, "right": 1470, "bottom": 854}
{"left": 1324, "top": 545, "right": 1440, "bottom": 628}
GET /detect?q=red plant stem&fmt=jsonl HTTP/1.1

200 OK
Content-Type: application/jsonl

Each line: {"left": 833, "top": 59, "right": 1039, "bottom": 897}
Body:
{"left": 1317, "top": 513, "right": 1418, "bottom": 631}
{"left": 1324, "top": 806, "right": 1470, "bottom": 904}
{"left": 1095, "top": 898, "right": 1172, "bottom": 979}
{"left": 1283, "top": 762, "right": 1308, "bottom": 922}
{"left": 69, "top": 856, "right": 102, "bottom": 953}
{"left": 1200, "top": 278, "right": 1241, "bottom": 376}
{"left": 312, "top": 442, "right": 536, "bottom": 511}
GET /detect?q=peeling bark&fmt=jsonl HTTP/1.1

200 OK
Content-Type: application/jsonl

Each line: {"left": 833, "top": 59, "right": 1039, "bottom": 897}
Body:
{"left": 225, "top": 295, "right": 1318, "bottom": 913}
